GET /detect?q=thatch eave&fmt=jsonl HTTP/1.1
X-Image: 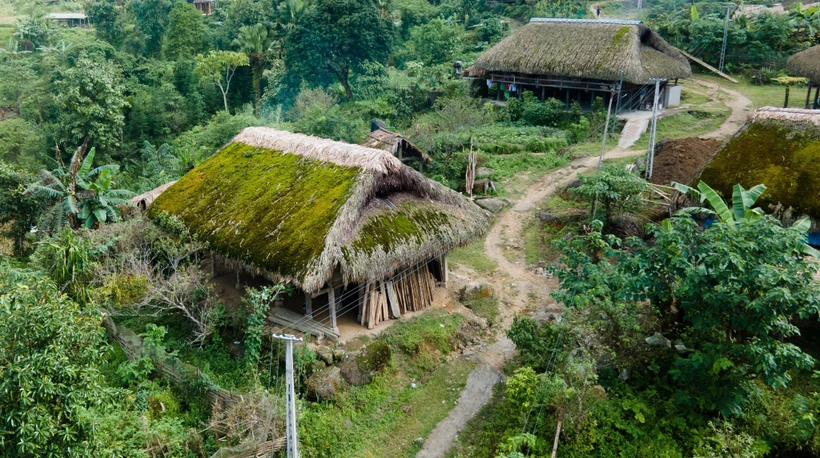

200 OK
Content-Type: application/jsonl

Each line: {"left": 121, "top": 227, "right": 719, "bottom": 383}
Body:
{"left": 787, "top": 45, "right": 820, "bottom": 84}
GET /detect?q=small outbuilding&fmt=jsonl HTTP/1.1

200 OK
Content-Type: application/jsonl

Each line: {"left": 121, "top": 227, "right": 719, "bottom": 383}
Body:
{"left": 464, "top": 18, "right": 691, "bottom": 111}
{"left": 697, "top": 107, "right": 820, "bottom": 219}
{"left": 191, "top": 0, "right": 216, "bottom": 15}
{"left": 46, "top": 13, "right": 89, "bottom": 27}
{"left": 360, "top": 120, "right": 431, "bottom": 172}
{"left": 786, "top": 45, "right": 820, "bottom": 109}
{"left": 148, "top": 128, "right": 491, "bottom": 338}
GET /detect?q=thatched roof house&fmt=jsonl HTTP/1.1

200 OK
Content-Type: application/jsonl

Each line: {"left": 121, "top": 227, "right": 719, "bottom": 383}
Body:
{"left": 786, "top": 45, "right": 820, "bottom": 108}
{"left": 148, "top": 128, "right": 490, "bottom": 335}
{"left": 466, "top": 18, "right": 691, "bottom": 111}
{"left": 131, "top": 181, "right": 177, "bottom": 210}
{"left": 360, "top": 121, "right": 431, "bottom": 171}
{"left": 698, "top": 107, "right": 820, "bottom": 219}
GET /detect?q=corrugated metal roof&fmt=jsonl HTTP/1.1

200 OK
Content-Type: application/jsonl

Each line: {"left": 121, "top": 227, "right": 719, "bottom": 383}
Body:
{"left": 47, "top": 12, "right": 88, "bottom": 20}
{"left": 530, "top": 17, "right": 642, "bottom": 25}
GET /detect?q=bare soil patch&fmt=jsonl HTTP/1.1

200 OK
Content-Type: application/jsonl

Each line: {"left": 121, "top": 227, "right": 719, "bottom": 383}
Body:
{"left": 649, "top": 137, "right": 722, "bottom": 186}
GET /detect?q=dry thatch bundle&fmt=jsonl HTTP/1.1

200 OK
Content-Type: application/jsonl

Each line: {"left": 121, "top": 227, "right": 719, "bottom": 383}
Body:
{"left": 360, "top": 128, "right": 432, "bottom": 165}
{"left": 787, "top": 45, "right": 820, "bottom": 84}
{"left": 697, "top": 107, "right": 820, "bottom": 218}
{"left": 149, "top": 127, "right": 491, "bottom": 293}
{"left": 472, "top": 18, "right": 691, "bottom": 85}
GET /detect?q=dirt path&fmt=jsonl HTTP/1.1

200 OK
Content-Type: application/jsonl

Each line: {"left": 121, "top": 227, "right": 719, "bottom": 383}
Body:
{"left": 417, "top": 150, "right": 640, "bottom": 458}
{"left": 692, "top": 77, "right": 752, "bottom": 139}
{"left": 418, "top": 84, "right": 751, "bottom": 457}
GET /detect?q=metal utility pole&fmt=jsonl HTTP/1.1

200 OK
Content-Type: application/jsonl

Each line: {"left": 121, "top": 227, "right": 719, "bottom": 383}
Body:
{"left": 273, "top": 333, "right": 304, "bottom": 458}
{"left": 719, "top": 4, "right": 734, "bottom": 73}
{"left": 612, "top": 71, "right": 624, "bottom": 136}
{"left": 598, "top": 85, "right": 616, "bottom": 167}
{"left": 646, "top": 78, "right": 666, "bottom": 179}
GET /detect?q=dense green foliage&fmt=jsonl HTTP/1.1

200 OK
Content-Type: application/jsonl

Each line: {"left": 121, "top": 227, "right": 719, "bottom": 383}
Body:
{"left": 0, "top": 264, "right": 110, "bottom": 456}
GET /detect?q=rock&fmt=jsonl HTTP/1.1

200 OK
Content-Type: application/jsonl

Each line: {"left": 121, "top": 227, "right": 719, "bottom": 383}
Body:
{"left": 476, "top": 167, "right": 496, "bottom": 178}
{"left": 339, "top": 342, "right": 390, "bottom": 386}
{"left": 473, "top": 197, "right": 507, "bottom": 213}
{"left": 339, "top": 358, "right": 373, "bottom": 386}
{"left": 411, "top": 382, "right": 418, "bottom": 389}
{"left": 413, "top": 437, "right": 424, "bottom": 447}
{"left": 459, "top": 281, "right": 494, "bottom": 302}
{"left": 344, "top": 338, "right": 365, "bottom": 352}
{"left": 675, "top": 343, "right": 691, "bottom": 353}
{"left": 645, "top": 332, "right": 671, "bottom": 348}
{"left": 634, "top": 156, "right": 646, "bottom": 170}
{"left": 305, "top": 366, "right": 343, "bottom": 401}
{"left": 317, "top": 350, "right": 334, "bottom": 365}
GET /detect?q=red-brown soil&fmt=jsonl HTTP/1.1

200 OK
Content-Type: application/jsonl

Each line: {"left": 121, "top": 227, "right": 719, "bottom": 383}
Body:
{"left": 649, "top": 137, "right": 722, "bottom": 186}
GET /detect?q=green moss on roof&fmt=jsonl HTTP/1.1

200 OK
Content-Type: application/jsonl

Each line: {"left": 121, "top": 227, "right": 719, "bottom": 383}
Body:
{"left": 148, "top": 142, "right": 360, "bottom": 279}
{"left": 698, "top": 120, "right": 820, "bottom": 218}
{"left": 349, "top": 201, "right": 451, "bottom": 256}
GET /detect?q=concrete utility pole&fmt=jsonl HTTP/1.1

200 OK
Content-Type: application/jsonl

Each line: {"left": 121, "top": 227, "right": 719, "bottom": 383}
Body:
{"left": 598, "top": 85, "right": 616, "bottom": 167}
{"left": 273, "top": 333, "right": 304, "bottom": 458}
{"left": 719, "top": 4, "right": 735, "bottom": 73}
{"left": 646, "top": 78, "right": 666, "bottom": 179}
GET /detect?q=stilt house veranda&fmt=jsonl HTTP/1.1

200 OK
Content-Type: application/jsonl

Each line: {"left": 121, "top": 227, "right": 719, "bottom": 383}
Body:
{"left": 147, "top": 128, "right": 491, "bottom": 338}
{"left": 464, "top": 18, "right": 692, "bottom": 111}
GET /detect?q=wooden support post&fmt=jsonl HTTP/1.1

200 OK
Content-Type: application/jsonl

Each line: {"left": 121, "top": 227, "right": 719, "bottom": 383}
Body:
{"left": 328, "top": 283, "right": 338, "bottom": 334}
{"left": 357, "top": 285, "right": 364, "bottom": 324}
{"left": 814, "top": 84, "right": 819, "bottom": 109}
{"left": 210, "top": 254, "right": 216, "bottom": 278}
{"left": 805, "top": 82, "right": 813, "bottom": 109}
{"left": 440, "top": 254, "right": 449, "bottom": 287}
{"left": 304, "top": 292, "right": 312, "bottom": 318}
{"left": 235, "top": 270, "right": 240, "bottom": 290}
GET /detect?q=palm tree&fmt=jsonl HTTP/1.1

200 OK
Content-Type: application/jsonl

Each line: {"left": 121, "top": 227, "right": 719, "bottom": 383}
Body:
{"left": 27, "top": 144, "right": 134, "bottom": 230}
{"left": 233, "top": 24, "right": 275, "bottom": 114}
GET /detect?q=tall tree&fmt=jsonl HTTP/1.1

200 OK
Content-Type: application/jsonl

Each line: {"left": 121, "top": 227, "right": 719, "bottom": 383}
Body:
{"left": 164, "top": 1, "right": 206, "bottom": 60}
{"left": 284, "top": 0, "right": 392, "bottom": 99}
{"left": 233, "top": 23, "right": 274, "bottom": 113}
{"left": 195, "top": 51, "right": 249, "bottom": 112}
{"left": 0, "top": 162, "right": 41, "bottom": 256}
{"left": 132, "top": 0, "right": 175, "bottom": 57}
{"left": 85, "top": 0, "right": 124, "bottom": 44}
{"left": 54, "top": 55, "right": 129, "bottom": 153}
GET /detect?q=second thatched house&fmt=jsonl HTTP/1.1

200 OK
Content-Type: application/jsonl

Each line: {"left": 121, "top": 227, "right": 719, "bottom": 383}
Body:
{"left": 697, "top": 107, "right": 820, "bottom": 221}
{"left": 465, "top": 18, "right": 691, "bottom": 111}
{"left": 360, "top": 120, "right": 431, "bottom": 172}
{"left": 147, "top": 128, "right": 491, "bottom": 338}
{"left": 786, "top": 45, "right": 820, "bottom": 109}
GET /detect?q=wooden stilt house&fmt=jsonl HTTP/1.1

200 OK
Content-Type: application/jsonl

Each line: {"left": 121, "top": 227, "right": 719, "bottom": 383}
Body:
{"left": 360, "top": 120, "right": 432, "bottom": 172}
{"left": 147, "top": 128, "right": 491, "bottom": 338}
{"left": 787, "top": 45, "right": 820, "bottom": 109}
{"left": 464, "top": 18, "right": 691, "bottom": 111}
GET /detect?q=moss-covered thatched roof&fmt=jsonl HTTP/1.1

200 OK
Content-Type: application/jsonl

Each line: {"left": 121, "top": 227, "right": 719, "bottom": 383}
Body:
{"left": 697, "top": 107, "right": 820, "bottom": 218}
{"left": 787, "top": 45, "right": 820, "bottom": 84}
{"left": 148, "top": 128, "right": 491, "bottom": 293}
{"left": 471, "top": 18, "right": 691, "bottom": 85}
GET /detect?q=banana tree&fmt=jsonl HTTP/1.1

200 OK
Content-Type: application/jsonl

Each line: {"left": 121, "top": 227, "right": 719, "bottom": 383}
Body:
{"left": 27, "top": 146, "right": 134, "bottom": 230}
{"left": 671, "top": 180, "right": 819, "bottom": 256}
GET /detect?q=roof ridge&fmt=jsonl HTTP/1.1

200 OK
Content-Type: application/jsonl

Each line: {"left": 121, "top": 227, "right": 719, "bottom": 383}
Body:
{"left": 529, "top": 17, "right": 642, "bottom": 25}
{"left": 233, "top": 127, "right": 404, "bottom": 174}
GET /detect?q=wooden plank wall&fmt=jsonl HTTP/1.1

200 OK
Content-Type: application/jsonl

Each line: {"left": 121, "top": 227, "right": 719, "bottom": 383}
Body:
{"left": 359, "top": 266, "right": 436, "bottom": 329}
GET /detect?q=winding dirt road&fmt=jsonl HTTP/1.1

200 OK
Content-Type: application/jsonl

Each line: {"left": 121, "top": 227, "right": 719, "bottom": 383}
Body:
{"left": 417, "top": 80, "right": 750, "bottom": 458}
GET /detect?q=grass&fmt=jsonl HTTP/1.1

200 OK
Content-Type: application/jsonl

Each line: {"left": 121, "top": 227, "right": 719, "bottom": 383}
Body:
{"left": 449, "top": 237, "right": 498, "bottom": 274}
{"left": 464, "top": 296, "right": 500, "bottom": 325}
{"left": 632, "top": 109, "right": 729, "bottom": 149}
{"left": 300, "top": 309, "right": 474, "bottom": 457}
{"left": 693, "top": 73, "right": 811, "bottom": 110}
{"left": 521, "top": 195, "right": 588, "bottom": 266}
